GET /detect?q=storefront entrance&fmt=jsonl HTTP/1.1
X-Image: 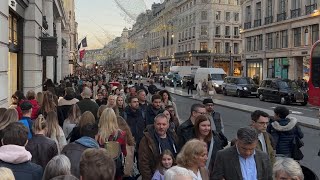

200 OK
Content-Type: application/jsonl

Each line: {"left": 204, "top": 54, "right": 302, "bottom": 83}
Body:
{"left": 8, "top": 52, "right": 18, "bottom": 103}
{"left": 246, "top": 60, "right": 263, "bottom": 81}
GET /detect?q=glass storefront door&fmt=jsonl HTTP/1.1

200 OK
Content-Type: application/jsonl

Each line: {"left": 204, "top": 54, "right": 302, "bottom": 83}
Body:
{"left": 247, "top": 60, "right": 263, "bottom": 81}
{"left": 8, "top": 52, "right": 18, "bottom": 104}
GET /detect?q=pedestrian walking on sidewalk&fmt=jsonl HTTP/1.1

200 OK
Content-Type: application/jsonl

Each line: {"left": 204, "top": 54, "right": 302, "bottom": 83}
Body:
{"left": 187, "top": 79, "right": 194, "bottom": 95}
{"left": 196, "top": 80, "right": 202, "bottom": 98}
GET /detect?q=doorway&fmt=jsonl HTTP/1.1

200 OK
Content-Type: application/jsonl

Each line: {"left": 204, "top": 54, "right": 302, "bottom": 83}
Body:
{"left": 8, "top": 52, "right": 18, "bottom": 104}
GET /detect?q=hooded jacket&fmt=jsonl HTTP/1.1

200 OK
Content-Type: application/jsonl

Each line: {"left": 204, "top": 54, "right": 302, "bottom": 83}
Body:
{"left": 138, "top": 125, "right": 178, "bottom": 180}
{"left": 61, "top": 136, "right": 99, "bottom": 178}
{"left": 0, "top": 145, "right": 43, "bottom": 180}
{"left": 267, "top": 117, "right": 304, "bottom": 156}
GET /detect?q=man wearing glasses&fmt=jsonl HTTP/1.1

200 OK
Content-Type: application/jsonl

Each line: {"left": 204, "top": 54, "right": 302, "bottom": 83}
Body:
{"left": 177, "top": 104, "right": 206, "bottom": 148}
{"left": 251, "top": 110, "right": 276, "bottom": 165}
{"left": 203, "top": 98, "right": 224, "bottom": 133}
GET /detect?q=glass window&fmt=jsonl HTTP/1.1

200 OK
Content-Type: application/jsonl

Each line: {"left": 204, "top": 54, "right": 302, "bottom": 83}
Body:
{"left": 267, "top": 33, "right": 273, "bottom": 49}
{"left": 225, "top": 26, "right": 230, "bottom": 36}
{"left": 216, "top": 26, "right": 220, "bottom": 35}
{"left": 193, "top": 27, "right": 196, "bottom": 36}
{"left": 225, "top": 42, "right": 230, "bottom": 53}
{"left": 234, "top": 12, "right": 239, "bottom": 21}
{"left": 279, "top": 0, "right": 286, "bottom": 13}
{"left": 210, "top": 74, "right": 226, "bottom": 80}
{"left": 312, "top": 24, "right": 319, "bottom": 44}
{"left": 215, "top": 42, "right": 221, "bottom": 53}
{"left": 246, "top": 37, "right": 251, "bottom": 52}
{"left": 294, "top": 28, "right": 301, "bottom": 47}
{"left": 9, "top": 14, "right": 12, "bottom": 44}
{"left": 200, "top": 42, "right": 208, "bottom": 50}
{"left": 201, "top": 11, "right": 208, "bottom": 20}
{"left": 234, "top": 43, "right": 239, "bottom": 54}
{"left": 234, "top": 27, "right": 239, "bottom": 36}
{"left": 275, "top": 33, "right": 280, "bottom": 49}
{"left": 216, "top": 11, "right": 221, "bottom": 20}
{"left": 266, "top": 0, "right": 273, "bottom": 17}
{"left": 281, "top": 30, "right": 288, "bottom": 48}
{"left": 245, "top": 6, "right": 251, "bottom": 22}
{"left": 258, "top": 34, "right": 263, "bottom": 50}
{"left": 256, "top": 2, "right": 261, "bottom": 20}
{"left": 200, "top": 25, "right": 208, "bottom": 35}
{"left": 226, "top": 12, "right": 230, "bottom": 22}
{"left": 292, "top": 0, "right": 300, "bottom": 9}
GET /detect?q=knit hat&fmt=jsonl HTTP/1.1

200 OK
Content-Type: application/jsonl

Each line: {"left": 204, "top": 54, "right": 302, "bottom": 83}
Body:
{"left": 20, "top": 101, "right": 33, "bottom": 110}
{"left": 203, "top": 98, "right": 214, "bottom": 105}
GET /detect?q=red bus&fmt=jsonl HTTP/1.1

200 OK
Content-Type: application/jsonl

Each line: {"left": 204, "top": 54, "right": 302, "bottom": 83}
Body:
{"left": 308, "top": 40, "right": 320, "bottom": 106}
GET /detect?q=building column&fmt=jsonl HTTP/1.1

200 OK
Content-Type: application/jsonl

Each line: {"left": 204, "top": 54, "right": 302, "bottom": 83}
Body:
{"left": 62, "top": 31, "right": 71, "bottom": 76}
{"left": 0, "top": 1, "right": 9, "bottom": 107}
{"left": 263, "top": 58, "right": 268, "bottom": 80}
{"left": 44, "top": 0, "right": 54, "bottom": 80}
{"left": 288, "top": 57, "right": 297, "bottom": 80}
{"left": 55, "top": 18, "right": 62, "bottom": 81}
{"left": 23, "top": 0, "right": 43, "bottom": 94}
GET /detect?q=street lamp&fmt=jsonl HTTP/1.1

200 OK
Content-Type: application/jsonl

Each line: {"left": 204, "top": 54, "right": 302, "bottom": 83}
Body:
{"left": 229, "top": 45, "right": 233, "bottom": 76}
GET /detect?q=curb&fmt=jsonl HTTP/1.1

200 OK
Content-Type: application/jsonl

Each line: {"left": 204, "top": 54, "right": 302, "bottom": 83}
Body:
{"left": 169, "top": 90, "right": 320, "bottom": 130}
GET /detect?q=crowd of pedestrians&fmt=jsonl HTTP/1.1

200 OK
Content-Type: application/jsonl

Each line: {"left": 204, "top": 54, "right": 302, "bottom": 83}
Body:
{"left": 0, "top": 68, "right": 315, "bottom": 180}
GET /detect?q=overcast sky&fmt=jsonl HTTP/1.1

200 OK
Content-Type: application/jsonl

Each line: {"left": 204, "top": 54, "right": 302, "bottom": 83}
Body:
{"left": 76, "top": 0, "right": 162, "bottom": 49}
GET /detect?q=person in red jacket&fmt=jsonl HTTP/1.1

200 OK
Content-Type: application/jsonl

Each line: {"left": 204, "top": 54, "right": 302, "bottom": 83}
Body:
{"left": 26, "top": 90, "right": 40, "bottom": 120}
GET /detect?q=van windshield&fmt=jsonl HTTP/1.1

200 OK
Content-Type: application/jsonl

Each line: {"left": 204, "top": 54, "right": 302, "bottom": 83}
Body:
{"left": 210, "top": 74, "right": 226, "bottom": 81}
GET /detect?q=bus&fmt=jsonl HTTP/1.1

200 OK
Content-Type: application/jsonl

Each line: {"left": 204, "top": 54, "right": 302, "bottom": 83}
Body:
{"left": 308, "top": 40, "right": 320, "bottom": 106}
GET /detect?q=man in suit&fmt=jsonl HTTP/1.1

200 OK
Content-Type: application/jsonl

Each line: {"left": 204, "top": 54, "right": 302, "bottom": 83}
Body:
{"left": 212, "top": 127, "right": 272, "bottom": 180}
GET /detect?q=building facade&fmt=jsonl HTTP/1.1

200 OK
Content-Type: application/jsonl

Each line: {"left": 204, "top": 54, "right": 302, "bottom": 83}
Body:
{"left": 241, "top": 0, "right": 320, "bottom": 81}
{"left": 0, "top": 0, "right": 77, "bottom": 108}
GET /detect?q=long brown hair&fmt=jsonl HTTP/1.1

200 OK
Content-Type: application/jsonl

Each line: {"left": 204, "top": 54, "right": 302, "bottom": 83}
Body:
{"left": 194, "top": 115, "right": 212, "bottom": 143}
{"left": 67, "top": 104, "right": 81, "bottom": 124}
{"left": 117, "top": 116, "right": 135, "bottom": 146}
{"left": 0, "top": 109, "right": 18, "bottom": 130}
{"left": 33, "top": 115, "right": 47, "bottom": 134}
{"left": 42, "top": 91, "right": 57, "bottom": 114}
{"left": 79, "top": 111, "right": 96, "bottom": 129}
{"left": 46, "top": 111, "right": 60, "bottom": 137}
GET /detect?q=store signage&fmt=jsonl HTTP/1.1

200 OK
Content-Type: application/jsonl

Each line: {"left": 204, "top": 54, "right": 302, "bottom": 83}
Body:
{"left": 40, "top": 37, "right": 58, "bottom": 57}
{"left": 9, "top": 0, "right": 16, "bottom": 11}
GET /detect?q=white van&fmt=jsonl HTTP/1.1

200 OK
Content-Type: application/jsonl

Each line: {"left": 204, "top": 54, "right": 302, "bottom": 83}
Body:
{"left": 194, "top": 68, "right": 227, "bottom": 93}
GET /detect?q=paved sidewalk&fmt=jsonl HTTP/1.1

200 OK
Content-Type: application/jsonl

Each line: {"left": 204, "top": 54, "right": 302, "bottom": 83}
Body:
{"left": 157, "top": 85, "right": 320, "bottom": 130}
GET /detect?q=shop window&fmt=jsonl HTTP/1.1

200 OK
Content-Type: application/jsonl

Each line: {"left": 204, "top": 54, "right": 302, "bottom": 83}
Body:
{"left": 8, "top": 14, "right": 18, "bottom": 46}
{"left": 312, "top": 24, "right": 319, "bottom": 44}
{"left": 247, "top": 61, "right": 263, "bottom": 80}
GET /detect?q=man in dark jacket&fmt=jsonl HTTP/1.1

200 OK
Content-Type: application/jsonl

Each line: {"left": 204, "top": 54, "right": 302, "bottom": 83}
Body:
{"left": 138, "top": 114, "right": 178, "bottom": 180}
{"left": 177, "top": 103, "right": 206, "bottom": 148}
{"left": 145, "top": 94, "right": 163, "bottom": 125}
{"left": 0, "top": 122, "right": 43, "bottom": 180}
{"left": 123, "top": 96, "right": 145, "bottom": 148}
{"left": 76, "top": 87, "right": 99, "bottom": 119}
{"left": 137, "top": 89, "right": 149, "bottom": 113}
{"left": 57, "top": 87, "right": 79, "bottom": 127}
{"left": 62, "top": 123, "right": 99, "bottom": 178}
{"left": 203, "top": 98, "right": 225, "bottom": 133}
{"left": 267, "top": 106, "right": 304, "bottom": 158}
{"left": 147, "top": 80, "right": 158, "bottom": 95}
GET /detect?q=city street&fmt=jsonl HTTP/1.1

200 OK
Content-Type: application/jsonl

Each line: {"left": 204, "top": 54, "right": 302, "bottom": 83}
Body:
{"left": 172, "top": 93, "right": 320, "bottom": 177}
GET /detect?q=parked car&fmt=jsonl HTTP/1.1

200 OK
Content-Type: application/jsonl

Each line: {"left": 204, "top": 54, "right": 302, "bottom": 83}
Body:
{"left": 258, "top": 79, "right": 308, "bottom": 105}
{"left": 222, "top": 76, "right": 258, "bottom": 97}
{"left": 181, "top": 74, "right": 195, "bottom": 89}
{"left": 165, "top": 72, "right": 182, "bottom": 87}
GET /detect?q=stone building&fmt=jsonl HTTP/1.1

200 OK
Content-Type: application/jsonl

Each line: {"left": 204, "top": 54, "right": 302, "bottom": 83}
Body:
{"left": 0, "top": 0, "right": 77, "bottom": 107}
{"left": 241, "top": 0, "right": 320, "bottom": 81}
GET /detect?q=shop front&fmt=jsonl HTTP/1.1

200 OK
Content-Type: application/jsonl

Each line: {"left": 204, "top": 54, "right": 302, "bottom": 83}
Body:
{"left": 267, "top": 58, "right": 289, "bottom": 79}
{"left": 246, "top": 59, "right": 263, "bottom": 82}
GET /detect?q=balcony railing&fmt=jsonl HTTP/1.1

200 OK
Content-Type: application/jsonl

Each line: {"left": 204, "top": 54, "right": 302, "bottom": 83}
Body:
{"left": 291, "top": 8, "right": 301, "bottom": 18}
{"left": 265, "top": 16, "right": 273, "bottom": 25}
{"left": 306, "top": 3, "right": 317, "bottom": 15}
{"left": 225, "top": 35, "right": 231, "bottom": 38}
{"left": 244, "top": 22, "right": 251, "bottom": 29}
{"left": 277, "top": 12, "right": 286, "bottom": 22}
{"left": 254, "top": 19, "right": 261, "bottom": 27}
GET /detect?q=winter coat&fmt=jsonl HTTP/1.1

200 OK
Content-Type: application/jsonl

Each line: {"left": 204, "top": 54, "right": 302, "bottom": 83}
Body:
{"left": 138, "top": 125, "right": 179, "bottom": 180}
{"left": 123, "top": 106, "right": 145, "bottom": 147}
{"left": 57, "top": 97, "right": 79, "bottom": 127}
{"left": 145, "top": 105, "right": 162, "bottom": 125}
{"left": 76, "top": 98, "right": 99, "bottom": 119}
{"left": 256, "top": 132, "right": 276, "bottom": 166}
{"left": 207, "top": 131, "right": 224, "bottom": 178}
{"left": 29, "top": 99, "right": 40, "bottom": 120}
{"left": 152, "top": 170, "right": 165, "bottom": 180}
{"left": 267, "top": 117, "right": 304, "bottom": 157}
{"left": 0, "top": 145, "right": 43, "bottom": 180}
{"left": 63, "top": 119, "right": 77, "bottom": 139}
{"left": 177, "top": 118, "right": 194, "bottom": 149}
{"left": 62, "top": 136, "right": 99, "bottom": 178}
{"left": 25, "top": 134, "right": 58, "bottom": 168}
{"left": 19, "top": 117, "right": 33, "bottom": 139}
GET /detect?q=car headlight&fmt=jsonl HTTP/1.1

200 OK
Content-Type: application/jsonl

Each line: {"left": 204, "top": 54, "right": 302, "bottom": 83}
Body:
{"left": 171, "top": 80, "right": 173, "bottom": 82}
{"left": 243, "top": 87, "right": 248, "bottom": 90}
{"left": 213, "top": 83, "right": 219, "bottom": 87}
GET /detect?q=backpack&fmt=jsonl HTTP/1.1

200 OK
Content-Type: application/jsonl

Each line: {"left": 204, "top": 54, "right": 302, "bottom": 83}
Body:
{"left": 105, "top": 130, "right": 124, "bottom": 177}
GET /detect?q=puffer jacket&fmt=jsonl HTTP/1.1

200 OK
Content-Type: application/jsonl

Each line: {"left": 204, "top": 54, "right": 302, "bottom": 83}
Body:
{"left": 138, "top": 125, "right": 179, "bottom": 180}
{"left": 25, "top": 134, "right": 58, "bottom": 168}
{"left": 267, "top": 117, "right": 304, "bottom": 156}
{"left": 61, "top": 136, "right": 99, "bottom": 178}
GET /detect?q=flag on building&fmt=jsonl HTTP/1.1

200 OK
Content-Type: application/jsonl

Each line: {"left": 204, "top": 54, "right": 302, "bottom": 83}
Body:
{"left": 79, "top": 49, "right": 86, "bottom": 62}
{"left": 77, "top": 37, "right": 88, "bottom": 50}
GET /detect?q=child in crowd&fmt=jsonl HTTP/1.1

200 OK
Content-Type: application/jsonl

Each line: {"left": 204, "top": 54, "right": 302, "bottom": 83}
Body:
{"left": 152, "top": 150, "right": 175, "bottom": 180}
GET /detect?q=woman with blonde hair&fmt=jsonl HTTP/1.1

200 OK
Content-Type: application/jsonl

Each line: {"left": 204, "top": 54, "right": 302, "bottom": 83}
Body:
{"left": 98, "top": 108, "right": 127, "bottom": 179}
{"left": 106, "top": 95, "right": 116, "bottom": 108}
{"left": 273, "top": 157, "right": 304, "bottom": 180}
{"left": 38, "top": 91, "right": 57, "bottom": 117}
{"left": 176, "top": 139, "right": 209, "bottom": 180}
{"left": 69, "top": 111, "right": 96, "bottom": 143}
{"left": 46, "top": 111, "right": 67, "bottom": 153}
{"left": 26, "top": 115, "right": 58, "bottom": 168}
{"left": 0, "top": 167, "right": 15, "bottom": 180}
{"left": 63, "top": 104, "right": 81, "bottom": 138}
